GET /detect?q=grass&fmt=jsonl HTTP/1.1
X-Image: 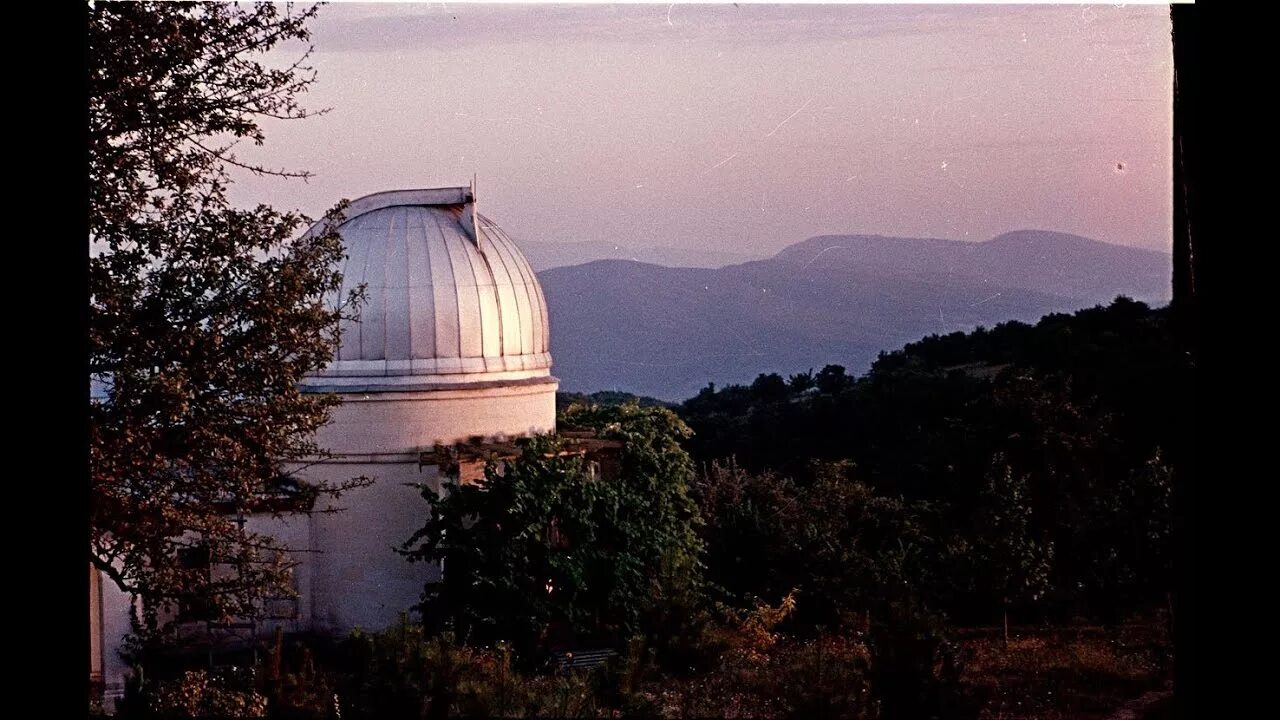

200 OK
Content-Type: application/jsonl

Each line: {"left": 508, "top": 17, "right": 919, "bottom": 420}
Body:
{"left": 959, "top": 619, "right": 1173, "bottom": 720}
{"left": 115, "top": 617, "right": 1175, "bottom": 719}
{"left": 619, "top": 618, "right": 1173, "bottom": 719}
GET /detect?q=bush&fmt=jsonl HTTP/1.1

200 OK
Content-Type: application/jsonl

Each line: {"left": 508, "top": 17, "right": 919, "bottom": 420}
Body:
{"left": 336, "top": 620, "right": 492, "bottom": 719}
{"left": 865, "top": 600, "right": 976, "bottom": 720}
{"left": 644, "top": 632, "right": 874, "bottom": 719}
{"left": 694, "top": 460, "right": 939, "bottom": 632}
{"left": 117, "top": 669, "right": 269, "bottom": 719}
{"left": 258, "top": 629, "right": 341, "bottom": 720}
{"left": 403, "top": 403, "right": 706, "bottom": 661}
{"left": 334, "top": 619, "right": 631, "bottom": 719}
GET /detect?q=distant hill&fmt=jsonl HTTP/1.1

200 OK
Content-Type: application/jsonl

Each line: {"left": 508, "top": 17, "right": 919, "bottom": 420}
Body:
{"left": 774, "top": 230, "right": 1170, "bottom": 304}
{"left": 520, "top": 239, "right": 765, "bottom": 271}
{"left": 539, "top": 230, "right": 1171, "bottom": 401}
{"left": 555, "top": 390, "right": 672, "bottom": 413}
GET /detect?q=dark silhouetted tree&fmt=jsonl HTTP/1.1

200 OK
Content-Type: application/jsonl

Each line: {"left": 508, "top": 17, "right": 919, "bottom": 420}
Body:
{"left": 788, "top": 369, "right": 816, "bottom": 394}
{"left": 815, "top": 364, "right": 851, "bottom": 394}
{"left": 751, "top": 373, "right": 789, "bottom": 403}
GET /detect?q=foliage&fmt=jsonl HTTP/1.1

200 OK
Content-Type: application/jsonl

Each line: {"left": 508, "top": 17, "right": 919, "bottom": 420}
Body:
{"left": 333, "top": 620, "right": 637, "bottom": 719}
{"left": 335, "top": 619, "right": 508, "bottom": 719}
{"left": 680, "top": 298, "right": 1177, "bottom": 623}
{"left": 117, "top": 669, "right": 269, "bottom": 719}
{"left": 692, "top": 460, "right": 981, "bottom": 717}
{"left": 555, "top": 390, "right": 671, "bottom": 412}
{"left": 403, "top": 404, "right": 705, "bottom": 660}
{"left": 815, "top": 364, "right": 853, "bottom": 395}
{"left": 631, "top": 550, "right": 718, "bottom": 676}
{"left": 968, "top": 455, "right": 1054, "bottom": 627}
{"left": 1078, "top": 451, "right": 1174, "bottom": 618}
{"left": 960, "top": 621, "right": 1173, "bottom": 720}
{"left": 89, "top": 1, "right": 366, "bottom": 635}
{"left": 257, "top": 628, "right": 342, "bottom": 720}
{"left": 864, "top": 600, "right": 975, "bottom": 720}
{"left": 652, "top": 634, "right": 875, "bottom": 720}
{"left": 611, "top": 594, "right": 877, "bottom": 720}
{"left": 694, "top": 460, "right": 938, "bottom": 631}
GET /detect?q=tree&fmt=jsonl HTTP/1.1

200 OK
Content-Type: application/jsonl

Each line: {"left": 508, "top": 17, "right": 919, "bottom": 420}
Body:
{"left": 89, "top": 2, "right": 364, "bottom": 636}
{"left": 750, "top": 373, "right": 789, "bottom": 403}
{"left": 814, "top": 364, "right": 851, "bottom": 395}
{"left": 787, "top": 369, "right": 816, "bottom": 394}
{"left": 693, "top": 460, "right": 938, "bottom": 631}
{"left": 403, "top": 404, "right": 704, "bottom": 659}
{"left": 970, "top": 455, "right": 1053, "bottom": 646}
{"left": 1080, "top": 449, "right": 1174, "bottom": 614}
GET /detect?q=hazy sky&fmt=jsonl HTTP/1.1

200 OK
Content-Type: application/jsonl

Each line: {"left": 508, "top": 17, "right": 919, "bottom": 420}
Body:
{"left": 231, "top": 3, "right": 1174, "bottom": 255}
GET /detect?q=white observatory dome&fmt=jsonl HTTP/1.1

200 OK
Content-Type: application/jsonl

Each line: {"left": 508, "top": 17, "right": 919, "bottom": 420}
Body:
{"left": 301, "top": 187, "right": 552, "bottom": 390}
{"left": 93, "top": 188, "right": 561, "bottom": 692}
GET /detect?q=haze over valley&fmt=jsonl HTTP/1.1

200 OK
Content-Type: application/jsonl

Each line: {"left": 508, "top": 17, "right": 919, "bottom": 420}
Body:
{"left": 541, "top": 229, "right": 1170, "bottom": 400}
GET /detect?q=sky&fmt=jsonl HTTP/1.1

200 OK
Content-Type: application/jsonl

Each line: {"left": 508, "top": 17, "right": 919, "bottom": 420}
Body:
{"left": 230, "top": 2, "right": 1174, "bottom": 256}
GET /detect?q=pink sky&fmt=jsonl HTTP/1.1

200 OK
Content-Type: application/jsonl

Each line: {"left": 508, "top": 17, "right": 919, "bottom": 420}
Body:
{"left": 231, "top": 3, "right": 1173, "bottom": 255}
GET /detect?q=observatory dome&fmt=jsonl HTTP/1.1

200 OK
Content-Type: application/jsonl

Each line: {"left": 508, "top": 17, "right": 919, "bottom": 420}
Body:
{"left": 302, "top": 188, "right": 552, "bottom": 390}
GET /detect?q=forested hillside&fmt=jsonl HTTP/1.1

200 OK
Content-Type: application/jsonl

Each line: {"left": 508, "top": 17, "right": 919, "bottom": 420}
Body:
{"left": 678, "top": 297, "right": 1179, "bottom": 625}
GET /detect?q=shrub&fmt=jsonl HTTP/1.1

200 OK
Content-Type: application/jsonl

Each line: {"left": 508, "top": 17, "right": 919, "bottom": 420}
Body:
{"left": 865, "top": 600, "right": 976, "bottom": 720}
{"left": 335, "top": 620, "right": 488, "bottom": 719}
{"left": 404, "top": 403, "right": 706, "bottom": 661}
{"left": 116, "top": 669, "right": 269, "bottom": 719}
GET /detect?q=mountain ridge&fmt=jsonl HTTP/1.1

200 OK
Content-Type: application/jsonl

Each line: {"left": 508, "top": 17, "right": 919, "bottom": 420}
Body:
{"left": 773, "top": 230, "right": 1170, "bottom": 303}
{"left": 519, "top": 239, "right": 766, "bottom": 271}
{"left": 538, "top": 230, "right": 1170, "bottom": 401}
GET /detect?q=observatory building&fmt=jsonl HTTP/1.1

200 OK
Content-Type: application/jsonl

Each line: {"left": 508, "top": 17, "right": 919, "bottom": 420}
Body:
{"left": 92, "top": 186, "right": 558, "bottom": 700}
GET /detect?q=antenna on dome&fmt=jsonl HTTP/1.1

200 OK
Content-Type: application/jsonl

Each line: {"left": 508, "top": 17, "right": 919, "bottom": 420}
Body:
{"left": 461, "top": 177, "right": 479, "bottom": 244}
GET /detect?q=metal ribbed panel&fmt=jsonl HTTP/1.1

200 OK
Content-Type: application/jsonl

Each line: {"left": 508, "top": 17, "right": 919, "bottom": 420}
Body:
{"left": 312, "top": 191, "right": 552, "bottom": 381}
{"left": 405, "top": 209, "right": 436, "bottom": 360}
{"left": 444, "top": 220, "right": 483, "bottom": 359}
{"left": 532, "top": 276, "right": 551, "bottom": 354}
{"left": 361, "top": 210, "right": 388, "bottom": 361}
{"left": 466, "top": 240, "right": 503, "bottom": 358}
{"left": 383, "top": 208, "right": 411, "bottom": 361}
{"left": 505, "top": 218, "right": 549, "bottom": 353}
{"left": 425, "top": 212, "right": 461, "bottom": 360}
{"left": 486, "top": 218, "right": 547, "bottom": 354}
{"left": 337, "top": 213, "right": 372, "bottom": 362}
{"left": 481, "top": 218, "right": 535, "bottom": 356}
{"left": 479, "top": 221, "right": 523, "bottom": 359}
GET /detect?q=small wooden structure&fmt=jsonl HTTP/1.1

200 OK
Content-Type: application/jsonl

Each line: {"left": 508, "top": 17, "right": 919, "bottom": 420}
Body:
{"left": 552, "top": 648, "right": 618, "bottom": 673}
{"left": 418, "top": 429, "right": 624, "bottom": 484}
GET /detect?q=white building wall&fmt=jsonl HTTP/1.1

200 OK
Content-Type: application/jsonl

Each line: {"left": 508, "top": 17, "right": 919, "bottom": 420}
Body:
{"left": 90, "top": 564, "right": 103, "bottom": 681}
{"left": 93, "top": 377, "right": 557, "bottom": 700}
{"left": 98, "top": 565, "right": 138, "bottom": 710}
{"left": 243, "top": 512, "right": 315, "bottom": 636}
{"left": 296, "top": 378, "right": 557, "bottom": 636}
{"left": 311, "top": 381, "right": 558, "bottom": 456}
{"left": 302, "top": 460, "right": 445, "bottom": 634}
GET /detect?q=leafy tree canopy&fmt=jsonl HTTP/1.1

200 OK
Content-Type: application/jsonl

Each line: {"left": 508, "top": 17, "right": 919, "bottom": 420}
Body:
{"left": 89, "top": 2, "right": 363, "bottom": 633}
